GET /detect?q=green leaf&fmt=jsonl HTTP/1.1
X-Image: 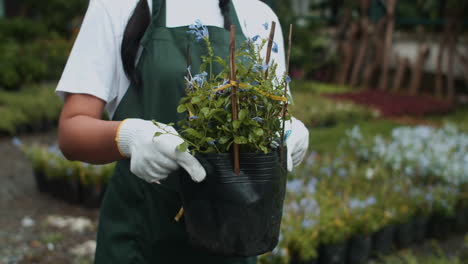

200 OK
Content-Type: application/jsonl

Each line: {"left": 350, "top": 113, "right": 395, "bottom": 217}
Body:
{"left": 219, "top": 136, "right": 230, "bottom": 144}
{"left": 184, "top": 128, "right": 203, "bottom": 139}
{"left": 254, "top": 128, "right": 264, "bottom": 136}
{"left": 176, "top": 142, "right": 188, "bottom": 152}
{"left": 233, "top": 120, "right": 241, "bottom": 130}
{"left": 191, "top": 97, "right": 202, "bottom": 104}
{"left": 154, "top": 132, "right": 164, "bottom": 137}
{"left": 200, "top": 107, "right": 210, "bottom": 117}
{"left": 260, "top": 145, "right": 269, "bottom": 153}
{"left": 234, "top": 136, "right": 248, "bottom": 144}
{"left": 177, "top": 105, "right": 187, "bottom": 113}
{"left": 167, "top": 123, "right": 175, "bottom": 126}
{"left": 238, "top": 109, "right": 248, "bottom": 121}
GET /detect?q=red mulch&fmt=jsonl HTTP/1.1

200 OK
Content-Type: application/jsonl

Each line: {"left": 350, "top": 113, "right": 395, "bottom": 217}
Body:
{"left": 323, "top": 90, "right": 454, "bottom": 117}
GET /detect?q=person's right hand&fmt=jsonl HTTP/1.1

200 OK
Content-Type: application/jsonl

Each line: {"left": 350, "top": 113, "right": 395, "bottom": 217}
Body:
{"left": 116, "top": 119, "right": 206, "bottom": 183}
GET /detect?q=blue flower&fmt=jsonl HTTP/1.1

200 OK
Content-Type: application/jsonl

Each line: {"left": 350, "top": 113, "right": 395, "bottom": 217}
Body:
{"left": 252, "top": 95, "right": 258, "bottom": 100}
{"left": 189, "top": 116, "right": 199, "bottom": 120}
{"left": 284, "top": 130, "right": 292, "bottom": 141}
{"left": 192, "top": 72, "right": 208, "bottom": 86}
{"left": 207, "top": 140, "right": 216, "bottom": 146}
{"left": 262, "top": 22, "right": 269, "bottom": 30}
{"left": 252, "top": 116, "right": 263, "bottom": 123}
{"left": 252, "top": 35, "right": 260, "bottom": 42}
{"left": 286, "top": 179, "right": 303, "bottom": 192}
{"left": 254, "top": 63, "right": 269, "bottom": 72}
{"left": 187, "top": 19, "right": 209, "bottom": 41}
{"left": 272, "top": 42, "right": 278, "bottom": 53}
{"left": 286, "top": 76, "right": 291, "bottom": 84}
{"left": 11, "top": 137, "right": 22, "bottom": 147}
{"left": 250, "top": 81, "right": 260, "bottom": 86}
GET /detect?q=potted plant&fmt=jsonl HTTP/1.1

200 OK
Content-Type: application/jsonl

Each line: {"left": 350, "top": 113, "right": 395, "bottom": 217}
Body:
{"left": 156, "top": 21, "right": 292, "bottom": 256}
{"left": 316, "top": 191, "right": 352, "bottom": 264}
{"left": 427, "top": 184, "right": 458, "bottom": 239}
{"left": 80, "top": 163, "right": 113, "bottom": 208}
{"left": 345, "top": 196, "right": 380, "bottom": 264}
{"left": 23, "top": 143, "right": 49, "bottom": 193}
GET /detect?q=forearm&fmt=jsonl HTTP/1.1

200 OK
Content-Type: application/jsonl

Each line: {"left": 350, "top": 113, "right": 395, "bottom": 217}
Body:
{"left": 59, "top": 115, "right": 124, "bottom": 164}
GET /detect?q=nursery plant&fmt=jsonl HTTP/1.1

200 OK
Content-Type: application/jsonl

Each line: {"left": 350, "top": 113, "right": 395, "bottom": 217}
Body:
{"left": 155, "top": 20, "right": 290, "bottom": 155}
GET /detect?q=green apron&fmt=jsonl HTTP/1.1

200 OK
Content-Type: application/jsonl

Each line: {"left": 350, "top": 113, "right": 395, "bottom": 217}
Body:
{"left": 95, "top": 0, "right": 256, "bottom": 263}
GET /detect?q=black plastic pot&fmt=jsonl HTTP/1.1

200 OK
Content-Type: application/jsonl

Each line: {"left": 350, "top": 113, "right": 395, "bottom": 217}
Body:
{"left": 371, "top": 225, "right": 396, "bottom": 257}
{"left": 179, "top": 151, "right": 287, "bottom": 257}
{"left": 289, "top": 248, "right": 318, "bottom": 264}
{"left": 48, "top": 177, "right": 82, "bottom": 205}
{"left": 412, "top": 215, "right": 429, "bottom": 243}
{"left": 33, "top": 171, "right": 49, "bottom": 193}
{"left": 82, "top": 184, "right": 105, "bottom": 208}
{"left": 427, "top": 213, "right": 452, "bottom": 240}
{"left": 454, "top": 206, "right": 468, "bottom": 232}
{"left": 395, "top": 221, "right": 414, "bottom": 249}
{"left": 318, "top": 241, "right": 347, "bottom": 264}
{"left": 347, "top": 234, "right": 371, "bottom": 264}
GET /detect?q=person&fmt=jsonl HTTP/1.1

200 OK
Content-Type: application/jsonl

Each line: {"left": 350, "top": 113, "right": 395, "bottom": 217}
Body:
{"left": 56, "top": 0, "right": 309, "bottom": 263}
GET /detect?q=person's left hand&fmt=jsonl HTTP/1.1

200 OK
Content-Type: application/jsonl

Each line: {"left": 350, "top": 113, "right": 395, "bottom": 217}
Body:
{"left": 284, "top": 116, "right": 309, "bottom": 172}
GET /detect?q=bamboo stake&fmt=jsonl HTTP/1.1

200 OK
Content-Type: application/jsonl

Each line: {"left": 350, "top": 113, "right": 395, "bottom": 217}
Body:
{"left": 230, "top": 25, "right": 240, "bottom": 175}
{"left": 265, "top": 21, "right": 276, "bottom": 79}
{"left": 280, "top": 24, "right": 293, "bottom": 166}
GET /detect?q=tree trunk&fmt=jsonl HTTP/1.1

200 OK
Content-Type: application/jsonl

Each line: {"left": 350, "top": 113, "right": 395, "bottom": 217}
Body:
{"left": 378, "top": 0, "right": 397, "bottom": 91}
{"left": 435, "top": 36, "right": 447, "bottom": 99}
{"left": 408, "top": 45, "right": 430, "bottom": 95}
{"left": 446, "top": 33, "right": 456, "bottom": 102}
{"left": 458, "top": 53, "right": 468, "bottom": 87}
{"left": 361, "top": 18, "right": 386, "bottom": 90}
{"left": 392, "top": 55, "right": 409, "bottom": 93}
{"left": 350, "top": 0, "right": 371, "bottom": 87}
{"left": 336, "top": 22, "right": 359, "bottom": 85}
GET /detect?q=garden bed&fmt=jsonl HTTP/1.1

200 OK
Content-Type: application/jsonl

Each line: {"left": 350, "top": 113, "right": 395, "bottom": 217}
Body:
{"left": 20, "top": 142, "right": 114, "bottom": 209}
{"left": 324, "top": 90, "right": 454, "bottom": 117}
{"left": 0, "top": 84, "right": 62, "bottom": 136}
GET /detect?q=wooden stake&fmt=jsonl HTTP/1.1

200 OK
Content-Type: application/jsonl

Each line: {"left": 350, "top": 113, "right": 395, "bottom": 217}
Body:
{"left": 230, "top": 25, "right": 240, "bottom": 175}
{"left": 280, "top": 24, "right": 293, "bottom": 165}
{"left": 265, "top": 21, "right": 276, "bottom": 79}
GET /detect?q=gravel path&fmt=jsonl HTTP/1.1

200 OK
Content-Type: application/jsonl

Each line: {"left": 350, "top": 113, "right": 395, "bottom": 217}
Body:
{"left": 0, "top": 131, "right": 98, "bottom": 264}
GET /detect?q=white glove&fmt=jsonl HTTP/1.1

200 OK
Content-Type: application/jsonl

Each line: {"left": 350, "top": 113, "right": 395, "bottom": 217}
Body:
{"left": 116, "top": 119, "right": 206, "bottom": 183}
{"left": 284, "top": 117, "right": 309, "bottom": 172}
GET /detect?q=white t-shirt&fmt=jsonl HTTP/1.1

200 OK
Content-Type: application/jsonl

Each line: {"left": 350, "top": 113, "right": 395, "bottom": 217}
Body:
{"left": 56, "top": 0, "right": 286, "bottom": 119}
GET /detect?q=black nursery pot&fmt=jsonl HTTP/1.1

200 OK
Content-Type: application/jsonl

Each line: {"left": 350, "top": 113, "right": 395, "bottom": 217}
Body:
{"left": 33, "top": 171, "right": 49, "bottom": 193}
{"left": 427, "top": 213, "right": 452, "bottom": 240}
{"left": 395, "top": 221, "right": 414, "bottom": 249}
{"left": 82, "top": 184, "right": 105, "bottom": 209}
{"left": 371, "top": 225, "right": 396, "bottom": 257}
{"left": 318, "top": 241, "right": 347, "bottom": 264}
{"left": 412, "top": 215, "right": 429, "bottom": 243}
{"left": 347, "top": 234, "right": 371, "bottom": 264}
{"left": 179, "top": 151, "right": 287, "bottom": 257}
{"left": 454, "top": 206, "right": 468, "bottom": 232}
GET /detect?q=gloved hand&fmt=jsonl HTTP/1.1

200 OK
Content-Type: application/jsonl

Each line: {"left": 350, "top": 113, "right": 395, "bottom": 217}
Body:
{"left": 116, "top": 119, "right": 206, "bottom": 183}
{"left": 284, "top": 117, "right": 309, "bottom": 172}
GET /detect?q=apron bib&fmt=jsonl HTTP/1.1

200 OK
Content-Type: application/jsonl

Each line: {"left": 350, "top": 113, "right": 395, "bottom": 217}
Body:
{"left": 94, "top": 0, "right": 256, "bottom": 263}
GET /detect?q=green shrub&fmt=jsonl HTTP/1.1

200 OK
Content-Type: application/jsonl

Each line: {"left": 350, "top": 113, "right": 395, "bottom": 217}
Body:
{"left": 0, "top": 84, "right": 62, "bottom": 134}
{"left": 0, "top": 17, "right": 48, "bottom": 43}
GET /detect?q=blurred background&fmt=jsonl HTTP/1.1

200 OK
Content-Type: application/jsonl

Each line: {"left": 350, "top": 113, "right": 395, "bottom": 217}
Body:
{"left": 0, "top": 0, "right": 468, "bottom": 263}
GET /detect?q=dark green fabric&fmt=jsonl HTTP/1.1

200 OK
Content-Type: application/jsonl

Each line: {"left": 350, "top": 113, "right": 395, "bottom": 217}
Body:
{"left": 94, "top": 0, "right": 256, "bottom": 263}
